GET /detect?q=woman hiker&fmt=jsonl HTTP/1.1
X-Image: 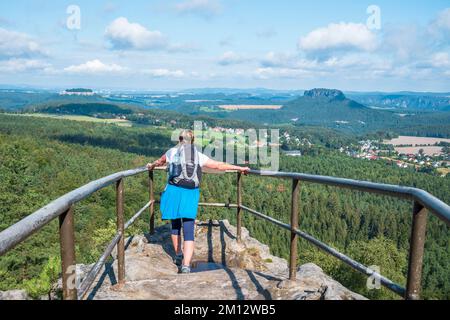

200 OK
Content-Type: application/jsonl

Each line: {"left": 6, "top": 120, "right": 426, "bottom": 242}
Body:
{"left": 147, "top": 129, "right": 250, "bottom": 274}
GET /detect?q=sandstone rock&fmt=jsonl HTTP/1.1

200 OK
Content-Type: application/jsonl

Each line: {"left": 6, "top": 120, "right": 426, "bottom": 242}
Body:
{"left": 304, "top": 88, "right": 346, "bottom": 100}
{"left": 70, "top": 219, "right": 365, "bottom": 300}
{"left": 0, "top": 289, "right": 29, "bottom": 300}
{"left": 269, "top": 263, "right": 366, "bottom": 300}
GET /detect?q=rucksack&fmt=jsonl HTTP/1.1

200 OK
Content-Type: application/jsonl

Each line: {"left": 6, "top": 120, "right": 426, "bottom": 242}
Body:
{"left": 168, "top": 144, "right": 202, "bottom": 189}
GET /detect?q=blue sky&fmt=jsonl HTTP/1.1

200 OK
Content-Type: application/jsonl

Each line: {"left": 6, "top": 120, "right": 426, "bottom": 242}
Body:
{"left": 0, "top": 0, "right": 449, "bottom": 91}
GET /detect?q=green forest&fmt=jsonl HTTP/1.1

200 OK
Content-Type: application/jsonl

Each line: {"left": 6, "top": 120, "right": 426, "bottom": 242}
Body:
{"left": 0, "top": 113, "right": 449, "bottom": 300}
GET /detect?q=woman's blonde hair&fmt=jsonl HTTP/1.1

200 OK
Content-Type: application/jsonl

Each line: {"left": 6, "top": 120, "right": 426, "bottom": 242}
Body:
{"left": 179, "top": 129, "right": 195, "bottom": 145}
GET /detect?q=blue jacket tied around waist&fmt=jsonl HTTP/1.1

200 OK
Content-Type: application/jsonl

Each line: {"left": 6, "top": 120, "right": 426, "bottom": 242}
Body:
{"left": 160, "top": 184, "right": 200, "bottom": 220}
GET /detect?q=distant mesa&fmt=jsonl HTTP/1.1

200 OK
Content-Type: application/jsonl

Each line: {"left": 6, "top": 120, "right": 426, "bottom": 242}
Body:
{"left": 304, "top": 88, "right": 346, "bottom": 100}
{"left": 60, "top": 88, "right": 95, "bottom": 96}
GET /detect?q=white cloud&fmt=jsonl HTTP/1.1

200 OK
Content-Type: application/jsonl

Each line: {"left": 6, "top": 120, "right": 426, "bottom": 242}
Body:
{"left": 218, "top": 51, "right": 248, "bottom": 66}
{"left": 143, "top": 68, "right": 186, "bottom": 78}
{"left": 429, "top": 8, "right": 450, "bottom": 42}
{"left": 433, "top": 8, "right": 450, "bottom": 31}
{"left": 254, "top": 50, "right": 399, "bottom": 81}
{"left": 253, "top": 67, "right": 313, "bottom": 80}
{"left": 64, "top": 59, "right": 127, "bottom": 74}
{"left": 260, "top": 52, "right": 295, "bottom": 68}
{"left": 323, "top": 54, "right": 391, "bottom": 71}
{"left": 105, "top": 17, "right": 168, "bottom": 50}
{"left": 431, "top": 52, "right": 450, "bottom": 67}
{"left": 175, "top": 0, "right": 222, "bottom": 18}
{"left": 0, "top": 28, "right": 46, "bottom": 59}
{"left": 298, "top": 22, "right": 378, "bottom": 54}
{"left": 261, "top": 51, "right": 318, "bottom": 69}
{"left": 381, "top": 24, "right": 427, "bottom": 61}
{"left": 0, "top": 58, "right": 51, "bottom": 72}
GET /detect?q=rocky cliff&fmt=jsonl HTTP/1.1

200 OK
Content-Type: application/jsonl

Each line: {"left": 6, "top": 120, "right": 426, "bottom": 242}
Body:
{"left": 303, "top": 88, "right": 346, "bottom": 100}
{"left": 81, "top": 220, "right": 365, "bottom": 300}
{"left": 1, "top": 220, "right": 366, "bottom": 300}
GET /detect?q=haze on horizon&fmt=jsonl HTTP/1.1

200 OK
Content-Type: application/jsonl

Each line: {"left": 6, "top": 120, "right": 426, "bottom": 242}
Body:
{"left": 0, "top": 0, "right": 449, "bottom": 92}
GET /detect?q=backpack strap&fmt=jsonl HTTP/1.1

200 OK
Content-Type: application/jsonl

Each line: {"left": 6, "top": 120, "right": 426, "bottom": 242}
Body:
{"left": 180, "top": 145, "right": 199, "bottom": 180}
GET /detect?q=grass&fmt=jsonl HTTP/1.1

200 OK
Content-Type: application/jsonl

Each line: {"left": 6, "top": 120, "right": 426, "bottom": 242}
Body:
{"left": 11, "top": 113, "right": 133, "bottom": 127}
{"left": 199, "top": 106, "right": 229, "bottom": 113}
{"left": 437, "top": 168, "right": 450, "bottom": 177}
{"left": 218, "top": 105, "right": 283, "bottom": 110}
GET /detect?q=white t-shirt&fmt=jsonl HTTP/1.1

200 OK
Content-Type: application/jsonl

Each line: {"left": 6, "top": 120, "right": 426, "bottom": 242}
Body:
{"left": 165, "top": 146, "right": 210, "bottom": 167}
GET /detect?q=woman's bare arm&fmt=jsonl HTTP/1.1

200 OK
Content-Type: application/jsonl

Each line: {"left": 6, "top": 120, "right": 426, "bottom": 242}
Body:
{"left": 204, "top": 159, "right": 250, "bottom": 173}
{"left": 147, "top": 155, "right": 167, "bottom": 170}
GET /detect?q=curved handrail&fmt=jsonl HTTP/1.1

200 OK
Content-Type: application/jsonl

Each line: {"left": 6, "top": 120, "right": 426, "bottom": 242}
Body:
{"left": 1, "top": 165, "right": 449, "bottom": 301}
{"left": 1, "top": 167, "right": 448, "bottom": 256}
{"left": 0, "top": 167, "right": 147, "bottom": 256}
{"left": 248, "top": 169, "right": 450, "bottom": 225}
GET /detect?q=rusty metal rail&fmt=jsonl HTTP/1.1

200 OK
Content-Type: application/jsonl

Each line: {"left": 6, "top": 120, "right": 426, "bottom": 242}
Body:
{"left": 0, "top": 166, "right": 449, "bottom": 300}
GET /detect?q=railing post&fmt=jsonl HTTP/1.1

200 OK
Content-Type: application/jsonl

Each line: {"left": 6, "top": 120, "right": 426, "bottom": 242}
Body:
{"left": 59, "top": 205, "right": 77, "bottom": 300}
{"left": 405, "top": 201, "right": 428, "bottom": 300}
{"left": 149, "top": 170, "right": 155, "bottom": 234}
{"left": 289, "top": 179, "right": 300, "bottom": 281}
{"left": 116, "top": 178, "right": 125, "bottom": 284}
{"left": 236, "top": 172, "right": 242, "bottom": 242}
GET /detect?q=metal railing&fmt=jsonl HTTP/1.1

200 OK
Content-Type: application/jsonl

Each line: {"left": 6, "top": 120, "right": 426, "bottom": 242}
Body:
{"left": 0, "top": 166, "right": 449, "bottom": 300}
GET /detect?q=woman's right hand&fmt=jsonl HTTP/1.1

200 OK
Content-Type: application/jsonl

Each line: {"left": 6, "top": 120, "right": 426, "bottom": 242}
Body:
{"left": 147, "top": 155, "right": 167, "bottom": 171}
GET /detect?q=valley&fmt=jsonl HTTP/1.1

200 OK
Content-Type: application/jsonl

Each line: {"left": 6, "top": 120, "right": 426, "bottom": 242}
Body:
{"left": 0, "top": 87, "right": 449, "bottom": 300}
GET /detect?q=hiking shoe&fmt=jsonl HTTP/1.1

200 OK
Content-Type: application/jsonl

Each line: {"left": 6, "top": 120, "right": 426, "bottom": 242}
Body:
{"left": 173, "top": 254, "right": 183, "bottom": 266}
{"left": 180, "top": 265, "right": 191, "bottom": 274}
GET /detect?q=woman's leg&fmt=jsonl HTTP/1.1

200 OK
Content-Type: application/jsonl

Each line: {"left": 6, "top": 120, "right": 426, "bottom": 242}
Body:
{"left": 171, "top": 219, "right": 182, "bottom": 255}
{"left": 182, "top": 219, "right": 195, "bottom": 266}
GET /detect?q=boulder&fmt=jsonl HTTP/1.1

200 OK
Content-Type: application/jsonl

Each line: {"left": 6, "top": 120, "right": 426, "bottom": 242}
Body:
{"left": 0, "top": 289, "right": 29, "bottom": 300}
{"left": 71, "top": 220, "right": 365, "bottom": 300}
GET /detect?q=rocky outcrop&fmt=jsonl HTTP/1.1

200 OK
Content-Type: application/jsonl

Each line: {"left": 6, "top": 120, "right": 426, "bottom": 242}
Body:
{"left": 75, "top": 220, "right": 365, "bottom": 300}
{"left": 0, "top": 289, "right": 29, "bottom": 300}
{"left": 304, "top": 88, "right": 346, "bottom": 100}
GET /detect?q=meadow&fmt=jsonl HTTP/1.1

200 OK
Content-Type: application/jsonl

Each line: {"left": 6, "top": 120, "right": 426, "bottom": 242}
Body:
{"left": 218, "top": 105, "right": 283, "bottom": 110}
{"left": 384, "top": 136, "right": 450, "bottom": 146}
{"left": 14, "top": 113, "right": 133, "bottom": 127}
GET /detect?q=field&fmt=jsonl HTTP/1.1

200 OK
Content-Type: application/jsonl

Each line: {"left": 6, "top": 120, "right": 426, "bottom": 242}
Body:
{"left": 437, "top": 167, "right": 450, "bottom": 176}
{"left": 13, "top": 113, "right": 133, "bottom": 127}
{"left": 384, "top": 136, "right": 450, "bottom": 146}
{"left": 394, "top": 146, "right": 444, "bottom": 156}
{"left": 218, "top": 105, "right": 283, "bottom": 110}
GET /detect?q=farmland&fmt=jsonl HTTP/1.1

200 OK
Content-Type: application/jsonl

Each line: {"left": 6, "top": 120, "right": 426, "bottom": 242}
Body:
{"left": 394, "top": 146, "right": 444, "bottom": 156}
{"left": 218, "top": 105, "right": 283, "bottom": 110}
{"left": 12, "top": 113, "right": 133, "bottom": 127}
{"left": 384, "top": 136, "right": 450, "bottom": 146}
{"left": 383, "top": 136, "right": 450, "bottom": 156}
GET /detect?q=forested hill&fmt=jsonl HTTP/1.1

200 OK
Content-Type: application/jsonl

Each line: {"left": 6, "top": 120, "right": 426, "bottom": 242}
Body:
{"left": 23, "top": 101, "right": 258, "bottom": 130}
{"left": 3, "top": 89, "right": 450, "bottom": 137}
{"left": 282, "top": 88, "right": 384, "bottom": 123}
{"left": 191, "top": 89, "right": 399, "bottom": 131}
{"left": 202, "top": 89, "right": 450, "bottom": 137}
{"left": 347, "top": 92, "right": 450, "bottom": 111}
{"left": 0, "top": 114, "right": 449, "bottom": 299}
{"left": 33, "top": 103, "right": 134, "bottom": 117}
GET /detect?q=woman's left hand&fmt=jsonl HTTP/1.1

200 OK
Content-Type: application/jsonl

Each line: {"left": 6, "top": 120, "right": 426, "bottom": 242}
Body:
{"left": 239, "top": 166, "right": 251, "bottom": 175}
